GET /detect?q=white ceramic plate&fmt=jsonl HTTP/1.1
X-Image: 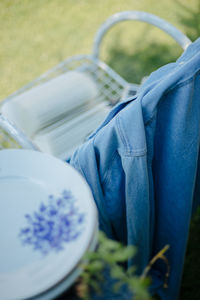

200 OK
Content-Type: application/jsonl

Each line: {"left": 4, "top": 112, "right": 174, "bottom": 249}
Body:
{"left": 0, "top": 149, "right": 98, "bottom": 300}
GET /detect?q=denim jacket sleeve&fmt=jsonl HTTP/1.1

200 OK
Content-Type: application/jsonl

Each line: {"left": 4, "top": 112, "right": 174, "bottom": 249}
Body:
{"left": 70, "top": 37, "right": 200, "bottom": 300}
{"left": 70, "top": 98, "right": 152, "bottom": 273}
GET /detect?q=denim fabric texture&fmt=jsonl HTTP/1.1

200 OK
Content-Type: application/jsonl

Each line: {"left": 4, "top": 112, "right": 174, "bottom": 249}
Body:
{"left": 70, "top": 37, "right": 200, "bottom": 300}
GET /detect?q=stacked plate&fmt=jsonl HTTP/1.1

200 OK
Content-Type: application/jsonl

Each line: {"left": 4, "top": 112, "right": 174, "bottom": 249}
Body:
{"left": 0, "top": 149, "right": 98, "bottom": 300}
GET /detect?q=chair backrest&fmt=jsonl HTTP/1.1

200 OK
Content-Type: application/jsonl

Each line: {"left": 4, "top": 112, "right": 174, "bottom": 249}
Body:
{"left": 0, "top": 11, "right": 191, "bottom": 160}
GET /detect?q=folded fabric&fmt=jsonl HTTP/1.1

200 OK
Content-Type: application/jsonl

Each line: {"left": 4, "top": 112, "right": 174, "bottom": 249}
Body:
{"left": 2, "top": 71, "right": 98, "bottom": 137}
{"left": 70, "top": 37, "right": 200, "bottom": 300}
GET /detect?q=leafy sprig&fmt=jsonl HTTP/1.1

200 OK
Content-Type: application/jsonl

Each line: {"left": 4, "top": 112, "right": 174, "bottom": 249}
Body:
{"left": 76, "top": 232, "right": 169, "bottom": 300}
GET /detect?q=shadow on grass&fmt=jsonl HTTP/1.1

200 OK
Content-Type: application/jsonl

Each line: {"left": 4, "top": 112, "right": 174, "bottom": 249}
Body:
{"left": 105, "top": 33, "right": 182, "bottom": 85}
{"left": 175, "top": 0, "right": 200, "bottom": 42}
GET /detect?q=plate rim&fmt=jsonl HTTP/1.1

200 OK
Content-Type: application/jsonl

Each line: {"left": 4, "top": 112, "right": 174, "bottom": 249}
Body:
{"left": 0, "top": 149, "right": 98, "bottom": 300}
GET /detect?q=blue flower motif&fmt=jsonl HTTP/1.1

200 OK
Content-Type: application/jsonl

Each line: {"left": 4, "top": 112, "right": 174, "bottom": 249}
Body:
{"left": 19, "top": 190, "right": 85, "bottom": 255}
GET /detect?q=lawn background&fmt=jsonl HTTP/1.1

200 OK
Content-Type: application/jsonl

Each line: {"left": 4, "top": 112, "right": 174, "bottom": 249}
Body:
{"left": 1, "top": 0, "right": 200, "bottom": 299}
{"left": 1, "top": 0, "right": 200, "bottom": 100}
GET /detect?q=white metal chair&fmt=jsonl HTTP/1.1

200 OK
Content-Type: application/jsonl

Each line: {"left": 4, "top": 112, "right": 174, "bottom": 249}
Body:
{"left": 0, "top": 11, "right": 191, "bottom": 160}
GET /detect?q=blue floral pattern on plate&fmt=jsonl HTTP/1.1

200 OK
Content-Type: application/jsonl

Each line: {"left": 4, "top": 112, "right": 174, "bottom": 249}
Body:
{"left": 19, "top": 190, "right": 85, "bottom": 255}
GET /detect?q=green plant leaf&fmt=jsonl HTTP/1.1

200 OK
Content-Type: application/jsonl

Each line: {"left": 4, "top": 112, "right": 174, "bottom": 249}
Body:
{"left": 112, "top": 246, "right": 136, "bottom": 262}
{"left": 110, "top": 265, "right": 126, "bottom": 280}
{"left": 113, "top": 281, "right": 123, "bottom": 293}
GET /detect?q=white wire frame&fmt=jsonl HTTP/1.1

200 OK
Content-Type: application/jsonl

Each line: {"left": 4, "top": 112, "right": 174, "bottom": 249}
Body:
{"left": 0, "top": 11, "right": 191, "bottom": 155}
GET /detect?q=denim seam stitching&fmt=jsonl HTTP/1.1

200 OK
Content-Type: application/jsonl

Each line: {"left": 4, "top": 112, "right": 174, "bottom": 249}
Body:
{"left": 102, "top": 151, "right": 118, "bottom": 186}
{"left": 117, "top": 115, "right": 147, "bottom": 156}
{"left": 116, "top": 115, "right": 130, "bottom": 151}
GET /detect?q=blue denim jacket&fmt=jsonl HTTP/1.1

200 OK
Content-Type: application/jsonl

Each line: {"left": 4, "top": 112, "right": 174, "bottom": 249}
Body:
{"left": 70, "top": 38, "right": 200, "bottom": 300}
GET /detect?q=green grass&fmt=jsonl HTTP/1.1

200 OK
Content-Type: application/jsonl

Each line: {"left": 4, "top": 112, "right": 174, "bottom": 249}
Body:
{"left": 1, "top": 0, "right": 200, "bottom": 299}
{"left": 0, "top": 0, "right": 199, "bottom": 100}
